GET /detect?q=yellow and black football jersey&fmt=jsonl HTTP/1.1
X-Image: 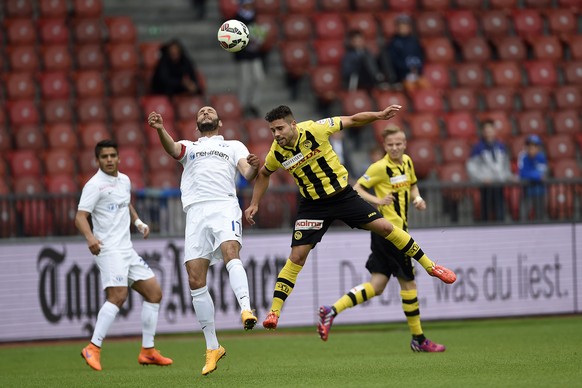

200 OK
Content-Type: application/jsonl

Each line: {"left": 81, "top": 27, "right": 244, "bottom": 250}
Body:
{"left": 264, "top": 117, "right": 349, "bottom": 200}
{"left": 356, "top": 154, "right": 417, "bottom": 231}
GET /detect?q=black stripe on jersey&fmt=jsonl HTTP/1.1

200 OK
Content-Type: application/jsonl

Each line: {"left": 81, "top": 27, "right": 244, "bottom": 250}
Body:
{"left": 393, "top": 192, "right": 402, "bottom": 218}
{"left": 304, "top": 131, "right": 320, "bottom": 150}
{"left": 274, "top": 150, "right": 286, "bottom": 165}
{"left": 348, "top": 292, "right": 357, "bottom": 305}
{"left": 386, "top": 166, "right": 394, "bottom": 178}
{"left": 404, "top": 309, "right": 420, "bottom": 317}
{"left": 295, "top": 172, "right": 312, "bottom": 199}
{"left": 302, "top": 164, "right": 327, "bottom": 198}
{"left": 317, "top": 157, "right": 341, "bottom": 192}
{"left": 402, "top": 297, "right": 419, "bottom": 305}
{"left": 403, "top": 191, "right": 409, "bottom": 231}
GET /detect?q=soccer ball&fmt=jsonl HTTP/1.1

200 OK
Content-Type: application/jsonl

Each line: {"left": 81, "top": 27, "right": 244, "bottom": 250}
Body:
{"left": 217, "top": 20, "right": 249, "bottom": 53}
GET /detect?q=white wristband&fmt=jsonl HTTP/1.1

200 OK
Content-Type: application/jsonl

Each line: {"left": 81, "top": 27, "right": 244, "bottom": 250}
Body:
{"left": 134, "top": 219, "right": 147, "bottom": 229}
{"left": 413, "top": 196, "right": 424, "bottom": 205}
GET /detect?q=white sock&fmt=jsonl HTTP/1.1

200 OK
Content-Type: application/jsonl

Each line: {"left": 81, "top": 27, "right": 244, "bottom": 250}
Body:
{"left": 191, "top": 286, "right": 219, "bottom": 350}
{"left": 141, "top": 301, "right": 159, "bottom": 348}
{"left": 226, "top": 259, "right": 251, "bottom": 311}
{"left": 91, "top": 301, "right": 119, "bottom": 347}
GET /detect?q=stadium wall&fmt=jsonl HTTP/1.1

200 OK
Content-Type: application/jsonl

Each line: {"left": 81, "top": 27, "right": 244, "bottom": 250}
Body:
{"left": 0, "top": 224, "right": 580, "bottom": 342}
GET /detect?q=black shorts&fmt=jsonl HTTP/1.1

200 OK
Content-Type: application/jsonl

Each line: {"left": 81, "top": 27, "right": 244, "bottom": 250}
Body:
{"left": 291, "top": 185, "right": 383, "bottom": 247}
{"left": 365, "top": 232, "right": 415, "bottom": 281}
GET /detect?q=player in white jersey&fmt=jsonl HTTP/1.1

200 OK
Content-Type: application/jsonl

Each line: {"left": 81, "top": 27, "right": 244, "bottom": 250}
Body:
{"left": 147, "top": 106, "right": 259, "bottom": 376}
{"left": 76, "top": 140, "right": 173, "bottom": 371}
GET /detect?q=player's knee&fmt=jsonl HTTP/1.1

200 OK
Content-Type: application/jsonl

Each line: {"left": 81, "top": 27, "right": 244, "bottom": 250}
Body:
{"left": 288, "top": 253, "right": 307, "bottom": 266}
{"left": 146, "top": 290, "right": 162, "bottom": 304}
{"left": 188, "top": 273, "right": 206, "bottom": 290}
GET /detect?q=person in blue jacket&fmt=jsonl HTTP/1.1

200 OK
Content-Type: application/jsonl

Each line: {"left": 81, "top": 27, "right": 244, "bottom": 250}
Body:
{"left": 517, "top": 134, "right": 547, "bottom": 221}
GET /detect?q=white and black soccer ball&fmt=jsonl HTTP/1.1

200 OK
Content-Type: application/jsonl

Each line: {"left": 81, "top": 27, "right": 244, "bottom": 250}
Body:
{"left": 217, "top": 19, "right": 250, "bottom": 53}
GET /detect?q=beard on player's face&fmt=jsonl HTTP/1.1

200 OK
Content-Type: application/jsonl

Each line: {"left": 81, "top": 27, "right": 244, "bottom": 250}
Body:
{"left": 197, "top": 117, "right": 219, "bottom": 132}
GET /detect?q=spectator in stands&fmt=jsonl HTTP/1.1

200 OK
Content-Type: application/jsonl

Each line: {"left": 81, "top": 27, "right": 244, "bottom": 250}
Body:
{"left": 151, "top": 39, "right": 203, "bottom": 97}
{"left": 466, "top": 120, "right": 514, "bottom": 222}
{"left": 341, "top": 30, "right": 386, "bottom": 91}
{"left": 517, "top": 134, "right": 547, "bottom": 221}
{"left": 381, "top": 14, "right": 428, "bottom": 93}
{"left": 234, "top": 0, "right": 267, "bottom": 117}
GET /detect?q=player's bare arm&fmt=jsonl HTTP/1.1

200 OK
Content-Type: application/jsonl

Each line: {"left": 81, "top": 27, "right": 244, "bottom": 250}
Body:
{"left": 75, "top": 210, "right": 102, "bottom": 255}
{"left": 147, "top": 111, "right": 182, "bottom": 158}
{"left": 353, "top": 182, "right": 393, "bottom": 207}
{"left": 244, "top": 166, "right": 273, "bottom": 225}
{"left": 237, "top": 154, "right": 260, "bottom": 181}
{"left": 129, "top": 204, "right": 150, "bottom": 239}
{"left": 340, "top": 104, "right": 402, "bottom": 128}
{"left": 410, "top": 184, "right": 426, "bottom": 210}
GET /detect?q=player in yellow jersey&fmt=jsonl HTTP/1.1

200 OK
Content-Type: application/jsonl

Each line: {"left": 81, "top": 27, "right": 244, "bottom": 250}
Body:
{"left": 318, "top": 126, "right": 446, "bottom": 352}
{"left": 244, "top": 105, "right": 456, "bottom": 330}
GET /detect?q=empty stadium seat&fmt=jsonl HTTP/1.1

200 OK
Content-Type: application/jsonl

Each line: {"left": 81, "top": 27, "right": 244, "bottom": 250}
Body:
{"left": 377, "top": 12, "right": 400, "bottom": 39}
{"left": 411, "top": 89, "right": 444, "bottom": 113}
{"left": 146, "top": 124, "right": 179, "bottom": 146}
{"left": 39, "top": 72, "right": 71, "bottom": 99}
{"left": 79, "top": 122, "right": 110, "bottom": 148}
{"left": 113, "top": 121, "right": 145, "bottom": 147}
{"left": 455, "top": 0, "right": 482, "bottom": 8}
{"left": 7, "top": 45, "right": 39, "bottom": 72}
{"left": 314, "top": 13, "right": 345, "bottom": 40}
{"left": 422, "top": 63, "right": 450, "bottom": 90}
{"left": 546, "top": 134, "right": 575, "bottom": 160}
{"left": 4, "top": 0, "right": 33, "bottom": 17}
{"left": 209, "top": 94, "right": 242, "bottom": 120}
{"left": 71, "top": 18, "right": 103, "bottom": 44}
{"left": 0, "top": 127, "right": 12, "bottom": 151}
{"left": 313, "top": 39, "right": 345, "bottom": 66}
{"left": 104, "top": 16, "right": 137, "bottom": 43}
{"left": 512, "top": 9, "right": 543, "bottom": 38}
{"left": 74, "top": 70, "right": 105, "bottom": 98}
{"left": 42, "top": 99, "right": 72, "bottom": 124}
{"left": 15, "top": 124, "right": 45, "bottom": 150}
{"left": 219, "top": 0, "right": 238, "bottom": 19}
{"left": 422, "top": 37, "right": 455, "bottom": 63}
{"left": 110, "top": 96, "right": 141, "bottom": 122}
{"left": 43, "top": 149, "right": 76, "bottom": 175}
{"left": 562, "top": 61, "right": 582, "bottom": 86}
{"left": 42, "top": 45, "right": 72, "bottom": 71}
{"left": 481, "top": 10, "right": 511, "bottom": 38}
{"left": 483, "top": 88, "right": 517, "bottom": 112}
{"left": 405, "top": 139, "right": 437, "bottom": 178}
{"left": 216, "top": 119, "right": 247, "bottom": 142}
{"left": 341, "top": 90, "right": 374, "bottom": 115}
{"left": 373, "top": 90, "right": 409, "bottom": 109}
{"left": 174, "top": 96, "right": 206, "bottom": 121}
{"left": 39, "top": 0, "right": 68, "bottom": 18}
{"left": 282, "top": 14, "right": 312, "bottom": 42}
{"left": 38, "top": 18, "right": 69, "bottom": 45}
{"left": 515, "top": 111, "right": 548, "bottom": 136}
{"left": 416, "top": 11, "right": 446, "bottom": 37}
{"left": 552, "top": 110, "right": 580, "bottom": 134}
{"left": 108, "top": 70, "right": 138, "bottom": 96}
{"left": 139, "top": 42, "right": 161, "bottom": 70}
{"left": 531, "top": 36, "right": 563, "bottom": 62}
{"left": 46, "top": 174, "right": 78, "bottom": 194}
{"left": 346, "top": 13, "right": 378, "bottom": 40}
{"left": 75, "top": 44, "right": 106, "bottom": 70}
{"left": 524, "top": 60, "right": 558, "bottom": 87}
{"left": 454, "top": 62, "right": 486, "bottom": 88}
{"left": 489, "top": 61, "right": 522, "bottom": 87}
{"left": 311, "top": 66, "right": 341, "bottom": 103}
{"left": 118, "top": 146, "right": 144, "bottom": 172}
{"left": 77, "top": 98, "right": 108, "bottom": 122}
{"left": 8, "top": 150, "right": 42, "bottom": 176}
{"left": 321, "top": 0, "right": 351, "bottom": 11}
{"left": 141, "top": 95, "right": 174, "bottom": 122}
{"left": 245, "top": 118, "right": 273, "bottom": 146}
{"left": 420, "top": 0, "right": 450, "bottom": 11}
{"left": 407, "top": 113, "right": 440, "bottom": 140}
{"left": 13, "top": 175, "right": 45, "bottom": 193}
{"left": 5, "top": 72, "right": 36, "bottom": 100}
{"left": 547, "top": 183, "right": 574, "bottom": 220}
{"left": 437, "top": 163, "right": 469, "bottom": 183}
{"left": 444, "top": 112, "right": 477, "bottom": 138}
{"left": 7, "top": 100, "right": 40, "bottom": 125}
{"left": 149, "top": 171, "right": 179, "bottom": 189}
{"left": 124, "top": 170, "right": 146, "bottom": 190}
{"left": 461, "top": 37, "right": 492, "bottom": 62}
{"left": 493, "top": 36, "right": 527, "bottom": 61}
{"left": 551, "top": 159, "right": 581, "bottom": 180}
{"left": 73, "top": 0, "right": 103, "bottom": 17}
{"left": 147, "top": 147, "right": 175, "bottom": 172}
{"left": 387, "top": 0, "right": 416, "bottom": 11}
{"left": 47, "top": 123, "right": 78, "bottom": 150}
{"left": 4, "top": 19, "right": 37, "bottom": 45}
{"left": 280, "top": 41, "right": 312, "bottom": 78}
{"left": 446, "top": 10, "right": 478, "bottom": 43}
{"left": 520, "top": 86, "right": 551, "bottom": 111}
{"left": 107, "top": 43, "right": 139, "bottom": 70}
{"left": 441, "top": 138, "right": 472, "bottom": 163}
{"left": 78, "top": 148, "right": 99, "bottom": 174}
{"left": 545, "top": 9, "right": 577, "bottom": 37}
{"left": 447, "top": 88, "right": 479, "bottom": 111}
{"left": 287, "top": 0, "right": 317, "bottom": 13}
{"left": 553, "top": 86, "right": 581, "bottom": 110}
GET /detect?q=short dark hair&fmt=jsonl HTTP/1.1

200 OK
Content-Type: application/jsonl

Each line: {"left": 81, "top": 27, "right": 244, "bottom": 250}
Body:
{"left": 265, "top": 105, "right": 294, "bottom": 123}
{"left": 95, "top": 139, "right": 118, "bottom": 158}
{"left": 480, "top": 119, "right": 495, "bottom": 129}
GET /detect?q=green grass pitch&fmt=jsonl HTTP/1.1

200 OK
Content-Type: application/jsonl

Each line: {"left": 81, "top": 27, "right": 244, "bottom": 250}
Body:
{"left": 1, "top": 315, "right": 580, "bottom": 387}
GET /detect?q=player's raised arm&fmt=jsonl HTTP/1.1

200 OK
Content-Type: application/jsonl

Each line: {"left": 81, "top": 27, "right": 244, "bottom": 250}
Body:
{"left": 147, "top": 111, "right": 182, "bottom": 158}
{"left": 340, "top": 104, "right": 402, "bottom": 129}
{"left": 244, "top": 165, "right": 273, "bottom": 225}
{"left": 238, "top": 153, "right": 260, "bottom": 181}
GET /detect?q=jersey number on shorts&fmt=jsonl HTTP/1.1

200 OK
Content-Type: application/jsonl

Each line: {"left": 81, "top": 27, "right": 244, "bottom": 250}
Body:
{"left": 232, "top": 220, "right": 241, "bottom": 237}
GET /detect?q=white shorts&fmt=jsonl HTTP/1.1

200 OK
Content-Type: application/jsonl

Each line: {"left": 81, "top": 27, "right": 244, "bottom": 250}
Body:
{"left": 184, "top": 200, "right": 243, "bottom": 266}
{"left": 95, "top": 249, "right": 155, "bottom": 290}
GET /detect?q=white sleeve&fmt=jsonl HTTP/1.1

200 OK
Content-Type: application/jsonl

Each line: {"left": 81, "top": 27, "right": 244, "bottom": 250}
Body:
{"left": 232, "top": 140, "right": 250, "bottom": 163}
{"left": 78, "top": 181, "right": 100, "bottom": 213}
{"left": 176, "top": 140, "right": 190, "bottom": 164}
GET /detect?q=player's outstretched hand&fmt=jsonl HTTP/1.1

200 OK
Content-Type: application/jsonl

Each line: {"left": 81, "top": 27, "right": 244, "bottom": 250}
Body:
{"left": 378, "top": 105, "right": 402, "bottom": 120}
{"left": 245, "top": 204, "right": 258, "bottom": 225}
{"left": 247, "top": 154, "right": 260, "bottom": 169}
{"left": 147, "top": 111, "right": 164, "bottom": 130}
{"left": 87, "top": 236, "right": 102, "bottom": 256}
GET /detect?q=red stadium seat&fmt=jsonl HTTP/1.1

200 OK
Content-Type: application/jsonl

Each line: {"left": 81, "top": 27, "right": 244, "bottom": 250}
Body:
{"left": 422, "top": 63, "right": 451, "bottom": 90}
{"left": 311, "top": 66, "right": 341, "bottom": 103}
{"left": 321, "top": 0, "right": 351, "bottom": 11}
{"left": 314, "top": 13, "right": 345, "bottom": 40}
{"left": 74, "top": 70, "right": 105, "bottom": 98}
{"left": 547, "top": 183, "right": 574, "bottom": 220}
{"left": 377, "top": 12, "right": 400, "bottom": 39}
{"left": 546, "top": 134, "right": 575, "bottom": 160}
{"left": 43, "top": 149, "right": 76, "bottom": 176}
{"left": 405, "top": 139, "right": 437, "bottom": 178}
{"left": 411, "top": 89, "right": 444, "bottom": 113}
{"left": 79, "top": 122, "right": 110, "bottom": 148}
{"left": 47, "top": 123, "right": 78, "bottom": 151}
{"left": 489, "top": 61, "right": 522, "bottom": 88}
{"left": 46, "top": 174, "right": 79, "bottom": 194}
{"left": 345, "top": 13, "right": 378, "bottom": 40}
{"left": 73, "top": 0, "right": 103, "bottom": 17}
{"left": 441, "top": 138, "right": 472, "bottom": 163}
{"left": 42, "top": 99, "right": 73, "bottom": 124}
{"left": 41, "top": 45, "right": 72, "bottom": 71}
{"left": 446, "top": 10, "right": 478, "bottom": 43}
{"left": 483, "top": 88, "right": 517, "bottom": 112}
{"left": 454, "top": 63, "right": 486, "bottom": 88}
{"left": 118, "top": 146, "right": 144, "bottom": 172}
{"left": 373, "top": 90, "right": 409, "bottom": 109}
{"left": 254, "top": 16, "right": 278, "bottom": 53}
{"left": 407, "top": 113, "right": 440, "bottom": 140}
{"left": 5, "top": 72, "right": 36, "bottom": 100}
{"left": 145, "top": 122, "right": 179, "bottom": 146}
{"left": 8, "top": 150, "right": 42, "bottom": 176}
{"left": 524, "top": 61, "right": 557, "bottom": 87}
{"left": 531, "top": 36, "right": 563, "bottom": 62}
{"left": 419, "top": 0, "right": 449, "bottom": 10}
{"left": 558, "top": 0, "right": 581, "bottom": 7}
{"left": 209, "top": 94, "right": 242, "bottom": 120}
{"left": 553, "top": 86, "right": 581, "bottom": 110}
{"left": 282, "top": 14, "right": 313, "bottom": 41}
{"left": 77, "top": 98, "right": 108, "bottom": 122}
{"left": 108, "top": 70, "right": 138, "bottom": 97}
{"left": 481, "top": 11, "right": 511, "bottom": 39}
{"left": 219, "top": 0, "right": 238, "bottom": 20}
{"left": 0, "top": 127, "right": 12, "bottom": 152}
{"left": 147, "top": 147, "right": 175, "bottom": 172}
{"left": 149, "top": 171, "right": 179, "bottom": 189}
{"left": 110, "top": 96, "right": 141, "bottom": 123}
{"left": 141, "top": 95, "right": 174, "bottom": 122}
{"left": 422, "top": 37, "right": 455, "bottom": 64}
{"left": 139, "top": 42, "right": 161, "bottom": 70}
{"left": 38, "top": 18, "right": 69, "bottom": 45}
{"left": 39, "top": 0, "right": 68, "bottom": 18}
{"left": 416, "top": 12, "right": 446, "bottom": 37}
{"left": 174, "top": 96, "right": 206, "bottom": 121}
{"left": 341, "top": 90, "right": 374, "bottom": 115}
{"left": 113, "top": 121, "right": 145, "bottom": 147}
{"left": 387, "top": 0, "right": 416, "bottom": 11}
{"left": 515, "top": 111, "right": 547, "bottom": 136}
{"left": 217, "top": 119, "right": 247, "bottom": 142}
{"left": 124, "top": 170, "right": 146, "bottom": 190}
{"left": 545, "top": 9, "right": 576, "bottom": 37}
{"left": 104, "top": 16, "right": 137, "bottom": 43}
{"left": 444, "top": 112, "right": 477, "bottom": 138}
{"left": 254, "top": 0, "right": 281, "bottom": 14}
{"left": 78, "top": 148, "right": 99, "bottom": 174}
{"left": 74, "top": 44, "right": 106, "bottom": 70}
{"left": 552, "top": 110, "right": 580, "bottom": 135}
{"left": 280, "top": 41, "right": 312, "bottom": 78}
{"left": 437, "top": 163, "right": 469, "bottom": 183}
{"left": 461, "top": 37, "right": 492, "bottom": 62}
{"left": 245, "top": 118, "right": 273, "bottom": 146}
{"left": 520, "top": 86, "right": 551, "bottom": 111}
{"left": 493, "top": 36, "right": 527, "bottom": 61}
{"left": 4, "top": 0, "right": 33, "bottom": 17}
{"left": 39, "top": 72, "right": 71, "bottom": 99}
{"left": 512, "top": 9, "right": 543, "bottom": 38}
{"left": 313, "top": 39, "right": 345, "bottom": 66}
{"left": 71, "top": 18, "right": 103, "bottom": 44}
{"left": 14, "top": 124, "right": 45, "bottom": 151}
{"left": 7, "top": 45, "right": 39, "bottom": 72}
{"left": 478, "top": 111, "right": 513, "bottom": 140}
{"left": 107, "top": 43, "right": 138, "bottom": 70}
{"left": 565, "top": 35, "right": 582, "bottom": 61}
{"left": 287, "top": 0, "right": 317, "bottom": 14}
{"left": 447, "top": 88, "right": 479, "bottom": 111}
{"left": 4, "top": 19, "right": 37, "bottom": 45}
{"left": 455, "top": 0, "right": 482, "bottom": 8}
{"left": 562, "top": 61, "right": 582, "bottom": 86}
{"left": 7, "top": 100, "right": 40, "bottom": 125}
{"left": 551, "top": 159, "right": 581, "bottom": 180}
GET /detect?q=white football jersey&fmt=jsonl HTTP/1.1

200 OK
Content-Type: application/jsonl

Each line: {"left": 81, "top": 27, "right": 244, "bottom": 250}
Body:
{"left": 78, "top": 169, "right": 133, "bottom": 252}
{"left": 177, "top": 135, "right": 249, "bottom": 209}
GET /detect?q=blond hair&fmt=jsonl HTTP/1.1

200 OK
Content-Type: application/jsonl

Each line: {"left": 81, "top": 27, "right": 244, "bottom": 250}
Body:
{"left": 381, "top": 125, "right": 405, "bottom": 140}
